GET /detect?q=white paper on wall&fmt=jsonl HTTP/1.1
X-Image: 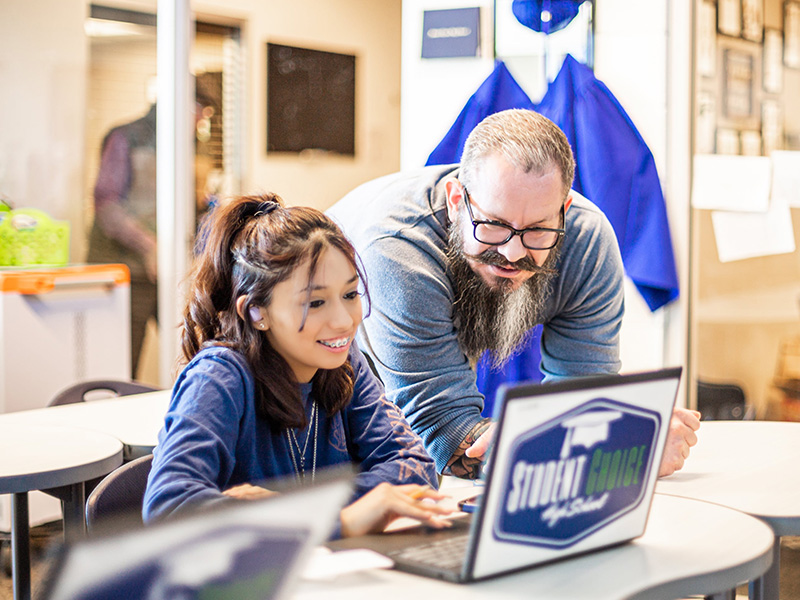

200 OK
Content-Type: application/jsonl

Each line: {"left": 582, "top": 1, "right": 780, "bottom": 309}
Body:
{"left": 691, "top": 154, "right": 772, "bottom": 212}
{"left": 711, "top": 192, "right": 795, "bottom": 262}
{"left": 771, "top": 151, "right": 800, "bottom": 208}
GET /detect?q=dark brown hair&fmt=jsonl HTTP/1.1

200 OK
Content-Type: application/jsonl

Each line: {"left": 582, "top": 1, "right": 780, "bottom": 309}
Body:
{"left": 182, "top": 192, "right": 367, "bottom": 431}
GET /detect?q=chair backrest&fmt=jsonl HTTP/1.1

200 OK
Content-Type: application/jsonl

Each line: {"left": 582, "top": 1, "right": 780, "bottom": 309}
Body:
{"left": 697, "top": 379, "right": 747, "bottom": 420}
{"left": 49, "top": 379, "right": 160, "bottom": 407}
{"left": 85, "top": 454, "right": 153, "bottom": 533}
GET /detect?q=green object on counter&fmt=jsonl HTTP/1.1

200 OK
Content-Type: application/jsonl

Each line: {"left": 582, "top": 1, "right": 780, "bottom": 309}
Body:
{"left": 0, "top": 208, "right": 70, "bottom": 266}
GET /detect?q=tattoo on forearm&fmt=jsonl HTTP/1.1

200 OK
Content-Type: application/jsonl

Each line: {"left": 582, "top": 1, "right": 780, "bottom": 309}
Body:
{"left": 443, "top": 418, "right": 492, "bottom": 479}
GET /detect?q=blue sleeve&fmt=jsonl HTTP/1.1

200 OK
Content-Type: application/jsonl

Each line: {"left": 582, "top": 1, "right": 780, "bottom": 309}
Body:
{"left": 343, "top": 346, "right": 440, "bottom": 497}
{"left": 356, "top": 236, "right": 485, "bottom": 474}
{"left": 143, "top": 353, "right": 250, "bottom": 521}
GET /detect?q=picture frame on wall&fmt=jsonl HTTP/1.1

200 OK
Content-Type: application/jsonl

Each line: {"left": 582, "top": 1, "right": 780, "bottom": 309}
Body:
{"left": 421, "top": 7, "right": 481, "bottom": 58}
{"left": 265, "top": 43, "right": 356, "bottom": 155}
{"left": 699, "top": 0, "right": 717, "bottom": 77}
{"left": 786, "top": 0, "right": 800, "bottom": 68}
{"left": 697, "top": 91, "right": 717, "bottom": 154}
{"left": 740, "top": 129, "right": 762, "bottom": 155}
{"left": 722, "top": 47, "right": 756, "bottom": 119}
{"left": 716, "top": 35, "right": 762, "bottom": 132}
{"left": 716, "top": 127, "right": 741, "bottom": 154}
{"left": 763, "top": 28, "right": 784, "bottom": 92}
{"left": 741, "top": 0, "right": 764, "bottom": 42}
{"left": 718, "top": 0, "right": 742, "bottom": 37}
{"left": 762, "top": 99, "right": 784, "bottom": 155}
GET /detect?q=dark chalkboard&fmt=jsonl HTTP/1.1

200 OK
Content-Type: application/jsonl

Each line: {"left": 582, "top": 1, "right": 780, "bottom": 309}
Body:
{"left": 266, "top": 43, "right": 356, "bottom": 155}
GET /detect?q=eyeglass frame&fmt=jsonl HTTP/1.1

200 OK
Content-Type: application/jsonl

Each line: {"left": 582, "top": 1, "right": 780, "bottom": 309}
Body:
{"left": 460, "top": 184, "right": 566, "bottom": 251}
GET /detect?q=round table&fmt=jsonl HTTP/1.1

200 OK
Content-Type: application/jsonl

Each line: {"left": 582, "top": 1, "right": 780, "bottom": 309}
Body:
{"left": 0, "top": 390, "right": 169, "bottom": 460}
{"left": 0, "top": 424, "right": 123, "bottom": 600}
{"left": 657, "top": 420, "right": 800, "bottom": 600}
{"left": 305, "top": 494, "right": 774, "bottom": 600}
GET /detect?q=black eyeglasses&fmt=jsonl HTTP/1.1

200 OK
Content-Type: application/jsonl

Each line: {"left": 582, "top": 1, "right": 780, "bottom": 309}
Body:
{"left": 461, "top": 185, "right": 565, "bottom": 250}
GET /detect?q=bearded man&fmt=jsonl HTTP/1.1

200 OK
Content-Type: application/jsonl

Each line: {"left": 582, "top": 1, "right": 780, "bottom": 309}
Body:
{"left": 328, "top": 109, "right": 699, "bottom": 480}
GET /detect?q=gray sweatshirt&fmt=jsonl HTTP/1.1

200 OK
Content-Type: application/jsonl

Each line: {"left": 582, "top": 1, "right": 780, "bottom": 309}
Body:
{"left": 328, "top": 164, "right": 624, "bottom": 473}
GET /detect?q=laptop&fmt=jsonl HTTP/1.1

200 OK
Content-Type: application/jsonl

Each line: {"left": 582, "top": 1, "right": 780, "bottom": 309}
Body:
{"left": 330, "top": 367, "right": 682, "bottom": 582}
{"left": 39, "top": 471, "right": 354, "bottom": 600}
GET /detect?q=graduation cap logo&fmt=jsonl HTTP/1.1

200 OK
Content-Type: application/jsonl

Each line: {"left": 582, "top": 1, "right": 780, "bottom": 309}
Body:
{"left": 495, "top": 398, "right": 660, "bottom": 548}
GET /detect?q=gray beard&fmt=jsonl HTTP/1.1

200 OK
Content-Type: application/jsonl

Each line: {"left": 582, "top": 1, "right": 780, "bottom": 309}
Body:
{"left": 446, "top": 220, "right": 560, "bottom": 369}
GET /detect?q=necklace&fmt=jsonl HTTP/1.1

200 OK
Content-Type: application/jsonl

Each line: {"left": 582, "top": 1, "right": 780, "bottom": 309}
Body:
{"left": 285, "top": 401, "right": 318, "bottom": 483}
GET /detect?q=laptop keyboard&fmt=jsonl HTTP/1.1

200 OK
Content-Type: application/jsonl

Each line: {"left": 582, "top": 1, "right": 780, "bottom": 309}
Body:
{"left": 390, "top": 533, "right": 470, "bottom": 570}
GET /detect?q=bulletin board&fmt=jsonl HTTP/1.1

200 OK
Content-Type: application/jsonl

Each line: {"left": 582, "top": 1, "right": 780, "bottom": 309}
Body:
{"left": 692, "top": 0, "right": 800, "bottom": 417}
{"left": 266, "top": 42, "right": 356, "bottom": 155}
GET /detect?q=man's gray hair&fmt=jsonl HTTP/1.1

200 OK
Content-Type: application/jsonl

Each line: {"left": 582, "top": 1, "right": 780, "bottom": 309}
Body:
{"left": 460, "top": 109, "right": 576, "bottom": 200}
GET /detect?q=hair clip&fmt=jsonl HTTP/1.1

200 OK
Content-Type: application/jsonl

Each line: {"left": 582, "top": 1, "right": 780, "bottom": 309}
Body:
{"left": 254, "top": 201, "right": 278, "bottom": 217}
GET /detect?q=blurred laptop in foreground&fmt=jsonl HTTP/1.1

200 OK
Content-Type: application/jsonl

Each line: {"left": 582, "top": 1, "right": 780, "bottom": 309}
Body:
{"left": 40, "top": 471, "right": 353, "bottom": 600}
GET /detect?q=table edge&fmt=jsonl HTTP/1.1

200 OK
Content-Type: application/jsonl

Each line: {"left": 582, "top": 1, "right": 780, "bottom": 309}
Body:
{"left": 0, "top": 446, "right": 123, "bottom": 494}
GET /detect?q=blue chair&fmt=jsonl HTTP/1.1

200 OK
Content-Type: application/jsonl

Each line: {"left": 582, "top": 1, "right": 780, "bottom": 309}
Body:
{"left": 85, "top": 454, "right": 153, "bottom": 533}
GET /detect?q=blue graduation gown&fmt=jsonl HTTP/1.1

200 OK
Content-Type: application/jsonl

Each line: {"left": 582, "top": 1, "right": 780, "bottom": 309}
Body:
{"left": 426, "top": 60, "right": 535, "bottom": 166}
{"left": 536, "top": 54, "right": 679, "bottom": 311}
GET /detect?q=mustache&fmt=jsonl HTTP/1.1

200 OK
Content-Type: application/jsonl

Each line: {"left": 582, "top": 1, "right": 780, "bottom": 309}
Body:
{"left": 462, "top": 248, "right": 557, "bottom": 275}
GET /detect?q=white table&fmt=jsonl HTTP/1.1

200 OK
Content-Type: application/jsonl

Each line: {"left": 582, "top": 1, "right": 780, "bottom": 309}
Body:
{"left": 0, "top": 390, "right": 169, "bottom": 460}
{"left": 0, "top": 424, "right": 123, "bottom": 600}
{"left": 657, "top": 420, "right": 800, "bottom": 600}
{"left": 297, "top": 494, "right": 774, "bottom": 600}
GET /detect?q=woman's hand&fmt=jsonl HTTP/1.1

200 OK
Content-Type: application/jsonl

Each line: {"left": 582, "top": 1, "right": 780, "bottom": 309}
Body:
{"left": 339, "top": 483, "right": 452, "bottom": 538}
{"left": 222, "top": 483, "right": 277, "bottom": 500}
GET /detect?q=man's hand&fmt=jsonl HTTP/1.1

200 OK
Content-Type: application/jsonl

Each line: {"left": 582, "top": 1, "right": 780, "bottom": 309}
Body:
{"left": 443, "top": 419, "right": 494, "bottom": 479}
{"left": 465, "top": 422, "right": 496, "bottom": 459}
{"left": 658, "top": 407, "right": 701, "bottom": 477}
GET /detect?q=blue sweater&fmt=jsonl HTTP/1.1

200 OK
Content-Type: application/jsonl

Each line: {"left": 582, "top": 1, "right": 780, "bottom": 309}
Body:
{"left": 143, "top": 344, "right": 438, "bottom": 522}
{"left": 328, "top": 165, "right": 624, "bottom": 473}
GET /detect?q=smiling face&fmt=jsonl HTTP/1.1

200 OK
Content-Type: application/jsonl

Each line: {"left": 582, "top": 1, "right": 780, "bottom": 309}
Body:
{"left": 446, "top": 153, "right": 571, "bottom": 292}
{"left": 250, "top": 247, "right": 362, "bottom": 383}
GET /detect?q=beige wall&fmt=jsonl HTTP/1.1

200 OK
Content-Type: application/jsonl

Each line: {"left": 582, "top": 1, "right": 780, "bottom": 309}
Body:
{"left": 0, "top": 0, "right": 402, "bottom": 261}
{"left": 0, "top": 0, "right": 89, "bottom": 260}
{"left": 1, "top": 0, "right": 402, "bottom": 386}
{"left": 194, "top": 0, "right": 402, "bottom": 211}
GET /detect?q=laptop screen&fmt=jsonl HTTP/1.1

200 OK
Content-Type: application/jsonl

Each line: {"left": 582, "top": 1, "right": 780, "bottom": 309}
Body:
{"left": 42, "top": 475, "right": 353, "bottom": 600}
{"left": 49, "top": 525, "right": 310, "bottom": 600}
{"left": 469, "top": 368, "right": 681, "bottom": 579}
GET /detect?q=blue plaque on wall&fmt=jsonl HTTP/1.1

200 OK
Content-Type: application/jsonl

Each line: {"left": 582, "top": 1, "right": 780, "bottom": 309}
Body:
{"left": 422, "top": 7, "right": 481, "bottom": 59}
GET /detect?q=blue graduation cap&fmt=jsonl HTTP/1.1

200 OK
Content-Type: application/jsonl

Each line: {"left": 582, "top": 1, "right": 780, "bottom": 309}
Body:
{"left": 511, "top": 0, "right": 586, "bottom": 34}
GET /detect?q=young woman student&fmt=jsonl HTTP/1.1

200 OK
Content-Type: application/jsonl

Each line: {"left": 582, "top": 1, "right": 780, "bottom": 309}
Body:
{"left": 143, "top": 194, "right": 449, "bottom": 537}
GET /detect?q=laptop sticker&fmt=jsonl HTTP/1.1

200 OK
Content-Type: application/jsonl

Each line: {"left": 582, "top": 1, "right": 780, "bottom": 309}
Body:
{"left": 494, "top": 398, "right": 660, "bottom": 548}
